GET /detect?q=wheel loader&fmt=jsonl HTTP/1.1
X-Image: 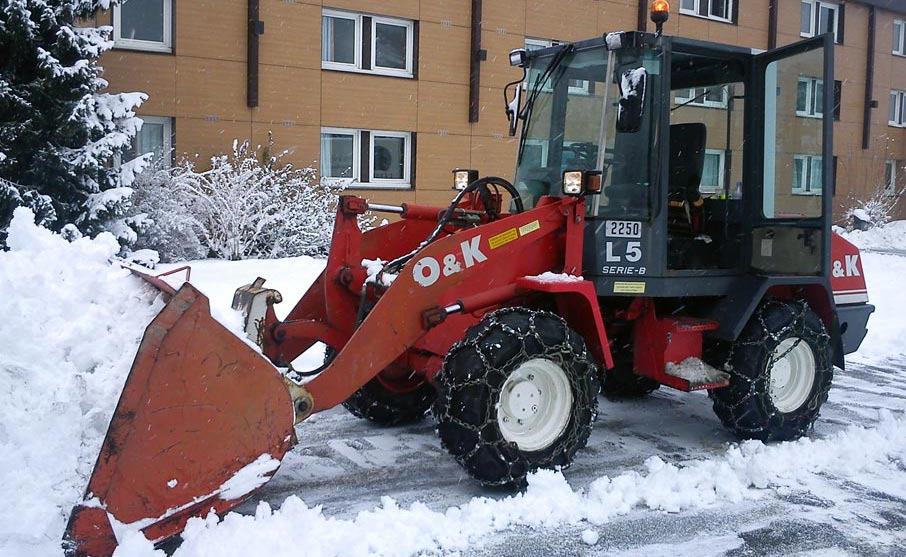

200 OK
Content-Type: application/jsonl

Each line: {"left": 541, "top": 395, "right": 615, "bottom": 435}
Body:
{"left": 64, "top": 6, "right": 874, "bottom": 555}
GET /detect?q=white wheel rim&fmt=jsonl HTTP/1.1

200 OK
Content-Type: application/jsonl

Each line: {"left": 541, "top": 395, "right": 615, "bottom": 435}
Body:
{"left": 496, "top": 358, "right": 573, "bottom": 452}
{"left": 768, "top": 337, "right": 816, "bottom": 413}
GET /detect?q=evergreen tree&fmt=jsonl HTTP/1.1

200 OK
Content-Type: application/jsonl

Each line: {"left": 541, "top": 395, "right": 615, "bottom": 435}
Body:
{"left": 0, "top": 0, "right": 147, "bottom": 246}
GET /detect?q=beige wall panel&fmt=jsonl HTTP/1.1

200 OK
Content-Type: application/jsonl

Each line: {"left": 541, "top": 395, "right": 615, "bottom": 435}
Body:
{"left": 834, "top": 122, "right": 864, "bottom": 155}
{"left": 251, "top": 123, "right": 320, "bottom": 169}
{"left": 845, "top": 3, "right": 870, "bottom": 46}
{"left": 836, "top": 79, "right": 864, "bottom": 126}
{"left": 737, "top": 25, "right": 769, "bottom": 49}
{"left": 174, "top": 118, "right": 253, "bottom": 164}
{"left": 708, "top": 22, "right": 740, "bottom": 46}
{"left": 415, "top": 132, "right": 472, "bottom": 191}
{"left": 469, "top": 86, "right": 511, "bottom": 139}
{"left": 738, "top": 0, "right": 771, "bottom": 30}
{"left": 415, "top": 188, "right": 465, "bottom": 206}
{"left": 776, "top": 0, "right": 803, "bottom": 38}
{"left": 175, "top": 58, "right": 250, "bottom": 121}
{"left": 176, "top": 1, "right": 246, "bottom": 62}
{"left": 526, "top": 0, "right": 598, "bottom": 42}
{"left": 482, "top": 0, "right": 526, "bottom": 35}
{"left": 324, "top": 0, "right": 419, "bottom": 20}
{"left": 478, "top": 30, "right": 524, "bottom": 90}
{"left": 346, "top": 187, "right": 417, "bottom": 206}
{"left": 675, "top": 14, "right": 711, "bottom": 41}
{"left": 320, "top": 72, "right": 418, "bottom": 130}
{"left": 418, "top": 23, "right": 471, "bottom": 85}
{"left": 420, "top": 0, "right": 471, "bottom": 27}
{"left": 260, "top": 1, "right": 322, "bottom": 70}
{"left": 255, "top": 65, "right": 321, "bottom": 125}
{"left": 417, "top": 82, "right": 471, "bottom": 135}
{"left": 101, "top": 52, "right": 177, "bottom": 115}
{"left": 596, "top": 3, "right": 639, "bottom": 35}
{"left": 836, "top": 48, "right": 868, "bottom": 81}
{"left": 470, "top": 135, "right": 517, "bottom": 180}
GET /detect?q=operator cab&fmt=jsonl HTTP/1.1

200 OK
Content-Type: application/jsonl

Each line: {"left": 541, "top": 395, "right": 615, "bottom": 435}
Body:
{"left": 508, "top": 28, "right": 834, "bottom": 295}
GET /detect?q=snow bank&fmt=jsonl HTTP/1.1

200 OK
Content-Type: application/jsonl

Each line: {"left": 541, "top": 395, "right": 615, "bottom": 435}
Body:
{"left": 840, "top": 220, "right": 906, "bottom": 252}
{"left": 854, "top": 252, "right": 906, "bottom": 362}
{"left": 0, "top": 209, "right": 163, "bottom": 556}
{"left": 112, "top": 411, "right": 906, "bottom": 557}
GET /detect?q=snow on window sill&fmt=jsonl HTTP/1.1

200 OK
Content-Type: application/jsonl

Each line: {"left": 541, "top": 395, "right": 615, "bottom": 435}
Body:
{"left": 113, "top": 39, "right": 172, "bottom": 54}
{"left": 321, "top": 64, "right": 414, "bottom": 80}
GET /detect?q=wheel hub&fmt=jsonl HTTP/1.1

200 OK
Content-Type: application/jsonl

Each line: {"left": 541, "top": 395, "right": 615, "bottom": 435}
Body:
{"left": 496, "top": 358, "right": 573, "bottom": 452}
{"left": 768, "top": 337, "right": 816, "bottom": 413}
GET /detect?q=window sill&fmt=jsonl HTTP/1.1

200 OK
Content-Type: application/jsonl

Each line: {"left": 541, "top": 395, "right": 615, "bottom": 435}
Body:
{"left": 321, "top": 64, "right": 414, "bottom": 80}
{"left": 796, "top": 112, "right": 823, "bottom": 119}
{"left": 800, "top": 32, "right": 841, "bottom": 44}
{"left": 345, "top": 183, "right": 413, "bottom": 190}
{"left": 676, "top": 102, "right": 728, "bottom": 110}
{"left": 893, "top": 51, "right": 906, "bottom": 57}
{"left": 678, "top": 10, "right": 735, "bottom": 25}
{"left": 791, "top": 191, "right": 822, "bottom": 196}
{"left": 888, "top": 122, "right": 906, "bottom": 128}
{"left": 113, "top": 40, "right": 172, "bottom": 54}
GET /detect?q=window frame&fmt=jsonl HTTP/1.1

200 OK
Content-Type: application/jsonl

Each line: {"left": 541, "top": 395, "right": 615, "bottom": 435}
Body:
{"left": 894, "top": 19, "right": 906, "bottom": 56}
{"left": 800, "top": 0, "right": 840, "bottom": 43}
{"left": 321, "top": 9, "right": 414, "bottom": 79}
{"left": 679, "top": 0, "right": 734, "bottom": 23}
{"left": 796, "top": 77, "right": 824, "bottom": 119}
{"left": 320, "top": 127, "right": 361, "bottom": 184}
{"left": 674, "top": 86, "right": 729, "bottom": 109}
{"left": 369, "top": 130, "right": 411, "bottom": 186}
{"left": 113, "top": 0, "right": 173, "bottom": 53}
{"left": 890, "top": 90, "right": 906, "bottom": 127}
{"left": 792, "top": 154, "right": 823, "bottom": 196}
{"left": 700, "top": 149, "right": 726, "bottom": 195}
{"left": 524, "top": 38, "right": 590, "bottom": 95}
{"left": 885, "top": 160, "right": 897, "bottom": 195}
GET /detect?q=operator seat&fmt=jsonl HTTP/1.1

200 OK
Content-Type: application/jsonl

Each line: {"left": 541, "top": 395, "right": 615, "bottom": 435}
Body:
{"left": 667, "top": 123, "right": 711, "bottom": 268}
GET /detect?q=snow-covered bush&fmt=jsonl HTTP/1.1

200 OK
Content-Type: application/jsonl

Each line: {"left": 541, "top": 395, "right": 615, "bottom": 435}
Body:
{"left": 841, "top": 181, "right": 903, "bottom": 231}
{"left": 0, "top": 1, "right": 148, "bottom": 246}
{"left": 131, "top": 136, "right": 354, "bottom": 262}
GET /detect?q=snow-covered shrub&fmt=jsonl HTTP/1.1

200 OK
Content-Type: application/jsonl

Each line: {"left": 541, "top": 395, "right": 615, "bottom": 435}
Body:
{"left": 841, "top": 180, "right": 903, "bottom": 231}
{"left": 130, "top": 135, "right": 354, "bottom": 262}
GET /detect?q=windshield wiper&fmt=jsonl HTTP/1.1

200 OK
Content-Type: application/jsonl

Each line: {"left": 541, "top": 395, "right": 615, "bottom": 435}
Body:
{"left": 515, "top": 43, "right": 575, "bottom": 161}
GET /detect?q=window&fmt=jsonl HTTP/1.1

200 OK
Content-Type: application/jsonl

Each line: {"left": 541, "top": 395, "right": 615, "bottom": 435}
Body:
{"left": 885, "top": 160, "right": 897, "bottom": 195}
{"left": 700, "top": 150, "right": 726, "bottom": 195}
{"left": 890, "top": 90, "right": 906, "bottom": 127}
{"left": 524, "top": 38, "right": 589, "bottom": 94}
{"left": 113, "top": 0, "right": 172, "bottom": 53}
{"left": 679, "top": 0, "right": 733, "bottom": 22}
{"left": 674, "top": 86, "right": 728, "bottom": 109}
{"left": 792, "top": 154, "right": 822, "bottom": 195}
{"left": 801, "top": 1, "right": 841, "bottom": 43}
{"left": 320, "top": 128, "right": 413, "bottom": 188}
{"left": 321, "top": 9, "right": 414, "bottom": 78}
{"left": 126, "top": 115, "right": 172, "bottom": 166}
{"left": 796, "top": 77, "right": 823, "bottom": 118}
{"left": 894, "top": 19, "right": 905, "bottom": 55}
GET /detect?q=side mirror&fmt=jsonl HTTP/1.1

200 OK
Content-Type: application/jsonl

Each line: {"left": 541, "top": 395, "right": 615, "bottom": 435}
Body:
{"left": 506, "top": 82, "right": 523, "bottom": 137}
{"left": 616, "top": 68, "right": 647, "bottom": 134}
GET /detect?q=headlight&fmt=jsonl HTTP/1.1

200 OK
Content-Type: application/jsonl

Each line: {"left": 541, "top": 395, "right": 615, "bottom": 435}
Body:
{"left": 562, "top": 170, "right": 603, "bottom": 196}
{"left": 452, "top": 168, "right": 478, "bottom": 191}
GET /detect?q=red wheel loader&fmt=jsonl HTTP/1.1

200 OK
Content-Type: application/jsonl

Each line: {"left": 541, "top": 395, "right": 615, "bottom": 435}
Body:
{"left": 64, "top": 10, "right": 874, "bottom": 556}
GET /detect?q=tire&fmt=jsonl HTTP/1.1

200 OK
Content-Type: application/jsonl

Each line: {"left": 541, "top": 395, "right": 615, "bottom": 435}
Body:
{"left": 433, "top": 308, "right": 599, "bottom": 488}
{"left": 602, "top": 366, "right": 660, "bottom": 398}
{"left": 710, "top": 299, "right": 833, "bottom": 442}
{"left": 327, "top": 348, "right": 436, "bottom": 426}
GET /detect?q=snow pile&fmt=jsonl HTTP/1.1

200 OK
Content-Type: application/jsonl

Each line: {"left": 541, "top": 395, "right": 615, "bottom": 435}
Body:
{"left": 0, "top": 209, "right": 162, "bottom": 556}
{"left": 114, "top": 410, "right": 906, "bottom": 557}
{"left": 665, "top": 357, "right": 727, "bottom": 384}
{"left": 840, "top": 220, "right": 906, "bottom": 252}
{"left": 362, "top": 258, "right": 397, "bottom": 287}
{"left": 853, "top": 252, "right": 906, "bottom": 362}
{"left": 525, "top": 271, "right": 584, "bottom": 284}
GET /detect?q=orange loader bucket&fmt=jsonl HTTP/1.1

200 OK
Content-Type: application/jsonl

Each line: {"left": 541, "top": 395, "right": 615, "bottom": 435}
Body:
{"left": 63, "top": 284, "right": 295, "bottom": 557}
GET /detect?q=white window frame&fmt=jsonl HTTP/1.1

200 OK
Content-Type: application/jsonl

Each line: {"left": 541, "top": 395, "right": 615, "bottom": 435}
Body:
{"left": 524, "top": 38, "right": 590, "bottom": 95}
{"left": 674, "top": 86, "right": 728, "bottom": 109}
{"left": 700, "top": 149, "right": 726, "bottom": 195}
{"left": 894, "top": 19, "right": 906, "bottom": 56}
{"left": 801, "top": 0, "right": 840, "bottom": 42}
{"left": 320, "top": 127, "right": 361, "bottom": 185}
{"left": 792, "top": 154, "right": 823, "bottom": 195}
{"left": 679, "top": 0, "right": 734, "bottom": 23}
{"left": 796, "top": 77, "right": 824, "bottom": 118}
{"left": 522, "top": 139, "right": 550, "bottom": 168}
{"left": 137, "top": 115, "right": 173, "bottom": 166}
{"left": 321, "top": 9, "right": 414, "bottom": 78}
{"left": 369, "top": 130, "right": 411, "bottom": 187}
{"left": 890, "top": 90, "right": 906, "bottom": 127}
{"left": 885, "top": 160, "right": 897, "bottom": 195}
{"left": 113, "top": 0, "right": 173, "bottom": 53}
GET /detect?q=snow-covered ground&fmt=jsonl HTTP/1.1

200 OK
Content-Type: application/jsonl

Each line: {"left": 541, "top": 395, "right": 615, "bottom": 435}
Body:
{"left": 839, "top": 220, "right": 906, "bottom": 253}
{"left": 2, "top": 210, "right": 905, "bottom": 557}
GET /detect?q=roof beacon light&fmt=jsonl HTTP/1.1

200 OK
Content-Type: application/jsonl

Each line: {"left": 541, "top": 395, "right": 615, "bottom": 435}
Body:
{"left": 651, "top": 1, "right": 669, "bottom": 35}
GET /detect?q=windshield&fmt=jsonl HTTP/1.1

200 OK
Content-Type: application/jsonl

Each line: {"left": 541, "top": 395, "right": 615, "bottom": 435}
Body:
{"left": 514, "top": 44, "right": 660, "bottom": 218}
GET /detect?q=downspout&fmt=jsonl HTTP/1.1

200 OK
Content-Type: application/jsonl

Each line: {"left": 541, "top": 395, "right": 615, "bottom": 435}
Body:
{"left": 637, "top": 0, "right": 648, "bottom": 32}
{"left": 768, "top": 0, "right": 777, "bottom": 49}
{"left": 248, "top": 0, "right": 264, "bottom": 108}
{"left": 469, "top": 0, "right": 485, "bottom": 123}
{"left": 862, "top": 6, "right": 876, "bottom": 150}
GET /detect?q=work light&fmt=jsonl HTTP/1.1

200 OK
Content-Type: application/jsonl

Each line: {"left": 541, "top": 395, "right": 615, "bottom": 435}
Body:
{"left": 562, "top": 170, "right": 603, "bottom": 196}
{"left": 452, "top": 168, "right": 479, "bottom": 190}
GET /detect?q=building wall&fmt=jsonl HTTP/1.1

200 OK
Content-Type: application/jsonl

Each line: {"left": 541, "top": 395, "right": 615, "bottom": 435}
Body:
{"left": 96, "top": 0, "right": 906, "bottom": 219}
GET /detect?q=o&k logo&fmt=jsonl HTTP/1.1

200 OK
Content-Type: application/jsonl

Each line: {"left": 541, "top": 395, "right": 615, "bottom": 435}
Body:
{"left": 832, "top": 254, "right": 861, "bottom": 278}
{"left": 413, "top": 236, "right": 487, "bottom": 287}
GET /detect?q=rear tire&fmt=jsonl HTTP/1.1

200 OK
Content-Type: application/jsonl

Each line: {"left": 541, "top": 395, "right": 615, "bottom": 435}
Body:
{"left": 710, "top": 299, "right": 832, "bottom": 442}
{"left": 327, "top": 348, "right": 436, "bottom": 426}
{"left": 434, "top": 308, "right": 599, "bottom": 488}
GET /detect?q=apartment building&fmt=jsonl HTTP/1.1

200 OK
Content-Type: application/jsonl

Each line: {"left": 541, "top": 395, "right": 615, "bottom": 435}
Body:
{"left": 94, "top": 0, "right": 906, "bottom": 217}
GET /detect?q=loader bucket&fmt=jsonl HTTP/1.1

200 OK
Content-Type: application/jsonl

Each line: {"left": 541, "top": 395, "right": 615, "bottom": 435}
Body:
{"left": 63, "top": 284, "right": 295, "bottom": 557}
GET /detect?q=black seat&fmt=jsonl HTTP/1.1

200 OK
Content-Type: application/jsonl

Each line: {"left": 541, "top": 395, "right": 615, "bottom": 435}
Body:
{"left": 667, "top": 122, "right": 707, "bottom": 235}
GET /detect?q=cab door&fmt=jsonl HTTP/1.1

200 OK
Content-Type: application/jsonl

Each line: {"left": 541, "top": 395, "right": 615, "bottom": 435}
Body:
{"left": 749, "top": 35, "right": 833, "bottom": 277}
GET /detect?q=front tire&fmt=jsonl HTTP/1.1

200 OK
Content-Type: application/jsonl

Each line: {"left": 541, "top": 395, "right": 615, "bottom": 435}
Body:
{"left": 710, "top": 299, "right": 833, "bottom": 442}
{"left": 434, "top": 308, "right": 599, "bottom": 488}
